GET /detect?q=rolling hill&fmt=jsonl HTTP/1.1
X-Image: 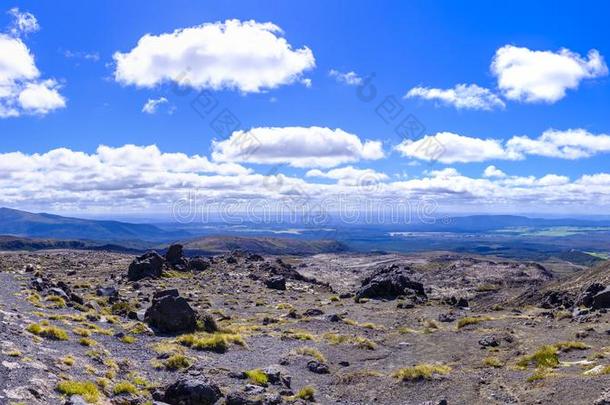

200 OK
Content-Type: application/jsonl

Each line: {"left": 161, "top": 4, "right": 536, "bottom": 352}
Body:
{"left": 0, "top": 207, "right": 186, "bottom": 243}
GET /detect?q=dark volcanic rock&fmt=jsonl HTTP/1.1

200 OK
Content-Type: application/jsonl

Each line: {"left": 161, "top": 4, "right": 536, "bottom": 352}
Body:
{"left": 591, "top": 286, "right": 610, "bottom": 310}
{"left": 307, "top": 360, "right": 330, "bottom": 374}
{"left": 540, "top": 290, "right": 574, "bottom": 309}
{"left": 356, "top": 264, "right": 426, "bottom": 301}
{"left": 479, "top": 335, "right": 499, "bottom": 348}
{"left": 144, "top": 289, "right": 196, "bottom": 333}
{"left": 265, "top": 276, "right": 286, "bottom": 291}
{"left": 128, "top": 252, "right": 165, "bottom": 281}
{"left": 188, "top": 257, "right": 210, "bottom": 272}
{"left": 96, "top": 286, "right": 118, "bottom": 298}
{"left": 164, "top": 377, "right": 222, "bottom": 405}
{"left": 442, "top": 296, "right": 469, "bottom": 309}
{"left": 166, "top": 244, "right": 188, "bottom": 271}
{"left": 576, "top": 283, "right": 606, "bottom": 307}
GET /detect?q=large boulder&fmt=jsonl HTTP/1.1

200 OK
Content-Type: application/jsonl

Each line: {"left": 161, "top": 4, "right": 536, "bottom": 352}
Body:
{"left": 188, "top": 257, "right": 210, "bottom": 272}
{"left": 164, "top": 377, "right": 222, "bottom": 405}
{"left": 356, "top": 264, "right": 426, "bottom": 301}
{"left": 128, "top": 252, "right": 165, "bottom": 281}
{"left": 144, "top": 289, "right": 196, "bottom": 334}
{"left": 577, "top": 283, "right": 606, "bottom": 308}
{"left": 591, "top": 286, "right": 610, "bottom": 310}
{"left": 166, "top": 244, "right": 188, "bottom": 271}
{"left": 265, "top": 276, "right": 286, "bottom": 291}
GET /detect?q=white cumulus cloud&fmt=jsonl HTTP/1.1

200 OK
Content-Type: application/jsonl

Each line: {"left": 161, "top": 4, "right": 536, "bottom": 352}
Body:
{"left": 395, "top": 132, "right": 517, "bottom": 164}
{"left": 113, "top": 19, "right": 315, "bottom": 93}
{"left": 506, "top": 128, "right": 610, "bottom": 159}
{"left": 0, "top": 10, "right": 66, "bottom": 118}
{"left": 328, "top": 69, "right": 363, "bottom": 86}
{"left": 483, "top": 165, "right": 506, "bottom": 178}
{"left": 142, "top": 97, "right": 170, "bottom": 114}
{"left": 491, "top": 45, "right": 608, "bottom": 103}
{"left": 405, "top": 83, "right": 505, "bottom": 110}
{"left": 212, "top": 126, "right": 385, "bottom": 168}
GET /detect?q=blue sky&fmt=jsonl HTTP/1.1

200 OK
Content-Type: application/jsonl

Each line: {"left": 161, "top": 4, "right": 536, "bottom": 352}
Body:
{"left": 1, "top": 1, "right": 610, "bottom": 216}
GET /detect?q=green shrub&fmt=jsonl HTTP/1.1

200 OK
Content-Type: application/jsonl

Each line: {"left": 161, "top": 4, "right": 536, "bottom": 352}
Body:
{"left": 56, "top": 380, "right": 100, "bottom": 403}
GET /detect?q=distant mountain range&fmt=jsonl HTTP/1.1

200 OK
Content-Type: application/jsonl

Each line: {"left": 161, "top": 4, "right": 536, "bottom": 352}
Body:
{"left": 1, "top": 207, "right": 610, "bottom": 258}
{"left": 0, "top": 207, "right": 186, "bottom": 243}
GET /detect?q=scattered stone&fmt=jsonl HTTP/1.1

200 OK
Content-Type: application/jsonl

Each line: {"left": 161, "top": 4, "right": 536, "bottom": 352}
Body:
{"left": 265, "top": 276, "right": 286, "bottom": 291}
{"left": 145, "top": 289, "right": 197, "bottom": 333}
{"left": 327, "top": 314, "right": 342, "bottom": 322}
{"left": 438, "top": 313, "right": 457, "bottom": 323}
{"left": 591, "top": 286, "right": 610, "bottom": 310}
{"left": 303, "top": 308, "right": 324, "bottom": 317}
{"left": 188, "top": 257, "right": 210, "bottom": 272}
{"left": 356, "top": 264, "right": 426, "bottom": 301}
{"left": 166, "top": 244, "right": 188, "bottom": 271}
{"left": 128, "top": 251, "right": 165, "bottom": 281}
{"left": 164, "top": 377, "right": 222, "bottom": 405}
{"left": 96, "top": 286, "right": 118, "bottom": 298}
{"left": 261, "top": 365, "right": 291, "bottom": 388}
{"left": 307, "top": 360, "right": 329, "bottom": 374}
{"left": 65, "top": 396, "right": 88, "bottom": 405}
{"left": 478, "top": 335, "right": 499, "bottom": 348}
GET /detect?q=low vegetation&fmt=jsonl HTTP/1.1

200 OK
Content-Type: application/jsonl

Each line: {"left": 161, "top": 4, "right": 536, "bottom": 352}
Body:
{"left": 393, "top": 364, "right": 451, "bottom": 381}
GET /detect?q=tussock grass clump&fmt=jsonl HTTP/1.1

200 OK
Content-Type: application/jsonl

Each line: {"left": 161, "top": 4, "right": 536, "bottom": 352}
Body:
{"left": 456, "top": 316, "right": 492, "bottom": 329}
{"left": 293, "top": 386, "right": 315, "bottom": 401}
{"left": 45, "top": 295, "right": 67, "bottom": 308}
{"left": 112, "top": 381, "right": 138, "bottom": 395}
{"left": 393, "top": 364, "right": 451, "bottom": 381}
{"left": 518, "top": 342, "right": 589, "bottom": 369}
{"left": 79, "top": 337, "right": 96, "bottom": 347}
{"left": 26, "top": 323, "right": 69, "bottom": 340}
{"left": 245, "top": 369, "right": 269, "bottom": 386}
{"left": 152, "top": 341, "right": 183, "bottom": 356}
{"left": 163, "top": 354, "right": 192, "bottom": 370}
{"left": 61, "top": 355, "right": 75, "bottom": 366}
{"left": 517, "top": 345, "right": 559, "bottom": 369}
{"left": 334, "top": 370, "right": 384, "bottom": 384}
{"left": 284, "top": 330, "right": 314, "bottom": 341}
{"left": 554, "top": 341, "right": 589, "bottom": 352}
{"left": 56, "top": 380, "right": 100, "bottom": 403}
{"left": 120, "top": 335, "right": 136, "bottom": 344}
{"left": 483, "top": 356, "right": 503, "bottom": 368}
{"left": 177, "top": 332, "right": 245, "bottom": 353}
{"left": 73, "top": 327, "right": 92, "bottom": 337}
{"left": 296, "top": 347, "right": 327, "bottom": 363}
{"left": 322, "top": 333, "right": 376, "bottom": 350}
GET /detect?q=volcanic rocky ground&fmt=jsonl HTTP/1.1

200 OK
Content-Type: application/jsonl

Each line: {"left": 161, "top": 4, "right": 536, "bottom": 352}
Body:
{"left": 2, "top": 247, "right": 610, "bottom": 404}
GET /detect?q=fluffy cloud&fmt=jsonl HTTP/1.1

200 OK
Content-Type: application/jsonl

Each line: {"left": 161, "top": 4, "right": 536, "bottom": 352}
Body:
{"left": 142, "top": 97, "right": 171, "bottom": 114}
{"left": 507, "top": 128, "right": 610, "bottom": 159}
{"left": 212, "top": 126, "right": 385, "bottom": 168}
{"left": 113, "top": 19, "right": 315, "bottom": 93}
{"left": 328, "top": 69, "right": 363, "bottom": 86}
{"left": 491, "top": 45, "right": 608, "bottom": 103}
{"left": 3, "top": 144, "right": 610, "bottom": 212}
{"left": 395, "top": 132, "right": 516, "bottom": 164}
{"left": 396, "top": 129, "right": 610, "bottom": 164}
{"left": 0, "top": 10, "right": 66, "bottom": 118}
{"left": 405, "top": 84, "right": 505, "bottom": 110}
{"left": 306, "top": 166, "right": 388, "bottom": 186}
{"left": 483, "top": 165, "right": 506, "bottom": 178}
{"left": 7, "top": 8, "right": 39, "bottom": 36}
